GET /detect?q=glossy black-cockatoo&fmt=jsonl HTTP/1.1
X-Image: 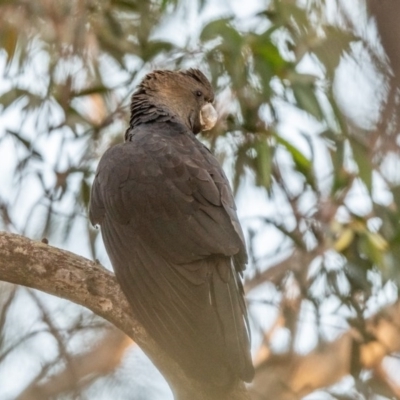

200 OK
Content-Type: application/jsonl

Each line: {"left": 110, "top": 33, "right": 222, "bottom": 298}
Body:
{"left": 89, "top": 69, "right": 254, "bottom": 386}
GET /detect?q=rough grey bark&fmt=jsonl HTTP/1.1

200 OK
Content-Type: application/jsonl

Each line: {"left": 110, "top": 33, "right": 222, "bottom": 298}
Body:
{"left": 0, "top": 231, "right": 250, "bottom": 400}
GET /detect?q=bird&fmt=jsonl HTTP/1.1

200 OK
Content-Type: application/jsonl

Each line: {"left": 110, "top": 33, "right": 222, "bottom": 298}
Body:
{"left": 89, "top": 68, "right": 254, "bottom": 387}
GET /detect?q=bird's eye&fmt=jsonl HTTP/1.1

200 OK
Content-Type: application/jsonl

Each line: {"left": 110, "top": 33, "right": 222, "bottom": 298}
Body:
{"left": 196, "top": 90, "right": 202, "bottom": 97}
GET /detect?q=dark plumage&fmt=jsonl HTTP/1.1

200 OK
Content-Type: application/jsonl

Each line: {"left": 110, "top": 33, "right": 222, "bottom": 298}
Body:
{"left": 89, "top": 69, "right": 254, "bottom": 386}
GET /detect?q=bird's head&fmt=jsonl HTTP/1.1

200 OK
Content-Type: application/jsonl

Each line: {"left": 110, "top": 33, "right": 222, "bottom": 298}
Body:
{"left": 128, "top": 69, "right": 218, "bottom": 135}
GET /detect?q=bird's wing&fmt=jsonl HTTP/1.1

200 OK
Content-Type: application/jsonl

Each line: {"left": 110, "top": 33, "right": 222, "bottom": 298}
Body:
{"left": 89, "top": 122, "right": 253, "bottom": 383}
{"left": 90, "top": 122, "right": 247, "bottom": 266}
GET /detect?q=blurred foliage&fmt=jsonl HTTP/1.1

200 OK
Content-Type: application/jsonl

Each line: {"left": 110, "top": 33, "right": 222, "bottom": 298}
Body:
{"left": 1, "top": 0, "right": 400, "bottom": 399}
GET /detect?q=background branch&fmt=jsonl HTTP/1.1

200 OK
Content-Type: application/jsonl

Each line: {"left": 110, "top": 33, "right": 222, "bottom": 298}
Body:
{"left": 251, "top": 302, "right": 400, "bottom": 399}
{"left": 15, "top": 328, "right": 132, "bottom": 400}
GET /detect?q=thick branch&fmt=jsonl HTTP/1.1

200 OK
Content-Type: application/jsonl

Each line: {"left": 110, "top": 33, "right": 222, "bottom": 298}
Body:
{"left": 0, "top": 231, "right": 249, "bottom": 400}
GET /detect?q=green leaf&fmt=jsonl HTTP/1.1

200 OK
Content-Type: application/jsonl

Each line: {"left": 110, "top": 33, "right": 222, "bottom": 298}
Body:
{"left": 321, "top": 131, "right": 351, "bottom": 194}
{"left": 350, "top": 137, "right": 372, "bottom": 192}
{"left": 233, "top": 145, "right": 246, "bottom": 194}
{"left": 200, "top": 18, "right": 233, "bottom": 42}
{"left": 345, "top": 261, "right": 370, "bottom": 293}
{"left": 81, "top": 179, "right": 91, "bottom": 207}
{"left": 96, "top": 32, "right": 127, "bottom": 67}
{"left": 160, "top": 0, "right": 179, "bottom": 10}
{"left": 249, "top": 32, "right": 288, "bottom": 96}
{"left": 250, "top": 32, "right": 286, "bottom": 69}
{"left": 0, "top": 88, "right": 31, "bottom": 111}
{"left": 276, "top": 136, "right": 309, "bottom": 169}
{"left": 254, "top": 140, "right": 272, "bottom": 189}
{"left": 313, "top": 27, "right": 359, "bottom": 76}
{"left": 275, "top": 135, "right": 315, "bottom": 189}
{"left": 112, "top": 0, "right": 138, "bottom": 11}
{"left": 141, "top": 40, "right": 173, "bottom": 61}
{"left": 72, "top": 86, "right": 110, "bottom": 97}
{"left": 278, "top": 1, "right": 309, "bottom": 28}
{"left": 291, "top": 82, "right": 324, "bottom": 121}
{"left": 358, "top": 234, "right": 385, "bottom": 271}
{"left": 105, "top": 11, "right": 123, "bottom": 38}
{"left": 334, "top": 228, "right": 354, "bottom": 252}
{"left": 201, "top": 19, "right": 246, "bottom": 89}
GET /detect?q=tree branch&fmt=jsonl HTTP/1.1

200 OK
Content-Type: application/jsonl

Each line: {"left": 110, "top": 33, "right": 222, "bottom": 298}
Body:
{"left": 0, "top": 231, "right": 249, "bottom": 400}
{"left": 251, "top": 301, "right": 400, "bottom": 399}
{"left": 16, "top": 329, "right": 133, "bottom": 400}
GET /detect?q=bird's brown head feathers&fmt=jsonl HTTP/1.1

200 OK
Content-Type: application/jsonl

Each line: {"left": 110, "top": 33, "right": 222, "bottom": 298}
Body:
{"left": 126, "top": 69, "right": 217, "bottom": 139}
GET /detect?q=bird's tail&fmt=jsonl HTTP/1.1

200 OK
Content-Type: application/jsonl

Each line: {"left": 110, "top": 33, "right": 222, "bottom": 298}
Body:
{"left": 211, "top": 256, "right": 254, "bottom": 383}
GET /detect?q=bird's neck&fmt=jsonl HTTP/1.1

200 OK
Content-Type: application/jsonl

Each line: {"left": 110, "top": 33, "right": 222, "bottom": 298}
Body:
{"left": 125, "top": 94, "right": 193, "bottom": 140}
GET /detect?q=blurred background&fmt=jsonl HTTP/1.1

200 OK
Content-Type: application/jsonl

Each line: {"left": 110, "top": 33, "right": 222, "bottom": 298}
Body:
{"left": 1, "top": 0, "right": 400, "bottom": 399}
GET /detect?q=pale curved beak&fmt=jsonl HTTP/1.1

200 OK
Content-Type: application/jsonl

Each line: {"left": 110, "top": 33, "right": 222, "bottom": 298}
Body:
{"left": 200, "top": 103, "right": 218, "bottom": 131}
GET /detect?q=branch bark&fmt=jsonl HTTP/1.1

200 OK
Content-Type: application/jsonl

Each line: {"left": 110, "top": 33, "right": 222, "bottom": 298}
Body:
{"left": 0, "top": 231, "right": 249, "bottom": 400}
